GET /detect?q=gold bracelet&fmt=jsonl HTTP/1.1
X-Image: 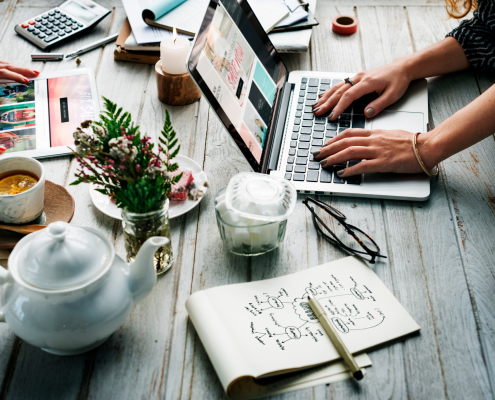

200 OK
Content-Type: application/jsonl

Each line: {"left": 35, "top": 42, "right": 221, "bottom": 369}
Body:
{"left": 412, "top": 132, "right": 439, "bottom": 177}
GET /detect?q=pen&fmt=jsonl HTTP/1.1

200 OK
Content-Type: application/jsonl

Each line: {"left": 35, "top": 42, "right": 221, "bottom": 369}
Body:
{"left": 66, "top": 33, "right": 119, "bottom": 59}
{"left": 307, "top": 294, "right": 364, "bottom": 381}
{"left": 31, "top": 53, "right": 64, "bottom": 61}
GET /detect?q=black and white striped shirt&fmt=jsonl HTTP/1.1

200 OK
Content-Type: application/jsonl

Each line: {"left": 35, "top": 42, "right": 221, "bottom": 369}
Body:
{"left": 447, "top": 0, "right": 495, "bottom": 72}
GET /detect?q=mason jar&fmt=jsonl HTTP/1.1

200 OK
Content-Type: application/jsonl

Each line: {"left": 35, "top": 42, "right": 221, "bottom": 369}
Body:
{"left": 121, "top": 199, "right": 173, "bottom": 274}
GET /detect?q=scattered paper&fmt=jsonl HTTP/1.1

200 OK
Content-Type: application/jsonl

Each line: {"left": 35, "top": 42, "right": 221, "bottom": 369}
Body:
{"left": 121, "top": 0, "right": 173, "bottom": 44}
{"left": 151, "top": 0, "right": 209, "bottom": 35}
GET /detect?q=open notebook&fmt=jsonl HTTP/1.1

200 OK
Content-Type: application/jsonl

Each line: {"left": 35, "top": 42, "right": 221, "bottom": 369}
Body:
{"left": 186, "top": 257, "right": 420, "bottom": 399}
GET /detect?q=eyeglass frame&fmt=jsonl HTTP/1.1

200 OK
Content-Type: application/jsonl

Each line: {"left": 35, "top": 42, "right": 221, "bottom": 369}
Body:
{"left": 302, "top": 197, "right": 387, "bottom": 264}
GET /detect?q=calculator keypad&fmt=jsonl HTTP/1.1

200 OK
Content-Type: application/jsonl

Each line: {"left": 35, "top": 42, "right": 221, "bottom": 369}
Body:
{"left": 16, "top": 7, "right": 88, "bottom": 48}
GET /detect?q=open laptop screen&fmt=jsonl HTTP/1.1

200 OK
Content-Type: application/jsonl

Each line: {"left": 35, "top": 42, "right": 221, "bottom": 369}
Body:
{"left": 188, "top": 0, "right": 288, "bottom": 172}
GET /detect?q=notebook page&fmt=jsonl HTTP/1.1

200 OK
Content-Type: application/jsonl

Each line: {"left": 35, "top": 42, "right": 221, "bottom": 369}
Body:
{"left": 187, "top": 256, "right": 420, "bottom": 380}
{"left": 153, "top": 0, "right": 209, "bottom": 34}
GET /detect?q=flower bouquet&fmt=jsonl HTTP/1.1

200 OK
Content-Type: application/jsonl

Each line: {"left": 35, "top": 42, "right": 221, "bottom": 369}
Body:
{"left": 71, "top": 97, "right": 182, "bottom": 274}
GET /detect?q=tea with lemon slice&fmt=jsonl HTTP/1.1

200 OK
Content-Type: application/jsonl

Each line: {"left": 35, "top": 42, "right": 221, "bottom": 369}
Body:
{"left": 0, "top": 170, "right": 39, "bottom": 195}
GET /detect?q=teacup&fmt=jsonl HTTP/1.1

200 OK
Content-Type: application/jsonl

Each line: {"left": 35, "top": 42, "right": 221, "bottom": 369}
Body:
{"left": 0, "top": 157, "right": 45, "bottom": 224}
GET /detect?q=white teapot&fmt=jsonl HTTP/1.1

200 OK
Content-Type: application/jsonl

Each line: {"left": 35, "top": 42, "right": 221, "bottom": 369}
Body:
{"left": 0, "top": 221, "right": 168, "bottom": 355}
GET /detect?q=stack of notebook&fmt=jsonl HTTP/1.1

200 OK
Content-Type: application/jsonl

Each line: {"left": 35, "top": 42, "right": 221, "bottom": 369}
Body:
{"left": 115, "top": 0, "right": 319, "bottom": 63}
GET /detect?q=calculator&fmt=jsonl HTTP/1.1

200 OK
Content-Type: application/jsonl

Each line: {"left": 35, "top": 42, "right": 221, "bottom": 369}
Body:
{"left": 14, "top": 0, "right": 111, "bottom": 50}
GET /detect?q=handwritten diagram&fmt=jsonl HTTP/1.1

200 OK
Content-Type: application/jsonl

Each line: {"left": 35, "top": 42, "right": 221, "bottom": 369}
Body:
{"left": 245, "top": 274, "right": 385, "bottom": 350}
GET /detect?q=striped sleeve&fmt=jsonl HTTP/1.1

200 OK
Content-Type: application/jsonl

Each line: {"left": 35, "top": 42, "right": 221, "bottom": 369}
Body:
{"left": 446, "top": 0, "right": 495, "bottom": 72}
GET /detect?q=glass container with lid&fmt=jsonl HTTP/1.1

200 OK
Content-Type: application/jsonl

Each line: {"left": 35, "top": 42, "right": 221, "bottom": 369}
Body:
{"left": 225, "top": 172, "right": 297, "bottom": 222}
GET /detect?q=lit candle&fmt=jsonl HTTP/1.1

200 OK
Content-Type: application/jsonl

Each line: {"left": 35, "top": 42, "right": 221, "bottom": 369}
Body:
{"left": 160, "top": 27, "right": 190, "bottom": 75}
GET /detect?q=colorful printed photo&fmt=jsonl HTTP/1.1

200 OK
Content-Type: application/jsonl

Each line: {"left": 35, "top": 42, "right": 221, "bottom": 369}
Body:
{"left": 0, "top": 81, "right": 35, "bottom": 106}
{"left": 243, "top": 100, "right": 267, "bottom": 149}
{"left": 0, "top": 102, "right": 36, "bottom": 130}
{"left": 0, "top": 127, "right": 36, "bottom": 153}
{"left": 48, "top": 74, "right": 95, "bottom": 147}
{"left": 203, "top": 4, "right": 255, "bottom": 107}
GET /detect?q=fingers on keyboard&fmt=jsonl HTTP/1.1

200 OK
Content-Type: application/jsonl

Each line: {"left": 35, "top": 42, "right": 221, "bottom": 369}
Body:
{"left": 286, "top": 78, "right": 364, "bottom": 184}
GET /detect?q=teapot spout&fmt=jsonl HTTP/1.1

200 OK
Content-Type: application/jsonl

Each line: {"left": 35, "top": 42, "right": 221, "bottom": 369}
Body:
{"left": 128, "top": 237, "right": 170, "bottom": 304}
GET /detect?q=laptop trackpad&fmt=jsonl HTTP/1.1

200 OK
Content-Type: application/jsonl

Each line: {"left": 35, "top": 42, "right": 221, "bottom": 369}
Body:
{"left": 369, "top": 110, "right": 425, "bottom": 133}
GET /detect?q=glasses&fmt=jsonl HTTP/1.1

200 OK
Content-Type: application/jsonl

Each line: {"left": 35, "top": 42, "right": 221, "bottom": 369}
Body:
{"left": 302, "top": 197, "right": 387, "bottom": 264}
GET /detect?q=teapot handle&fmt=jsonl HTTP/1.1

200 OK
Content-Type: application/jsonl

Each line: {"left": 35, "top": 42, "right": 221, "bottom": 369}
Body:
{"left": 0, "top": 267, "right": 10, "bottom": 323}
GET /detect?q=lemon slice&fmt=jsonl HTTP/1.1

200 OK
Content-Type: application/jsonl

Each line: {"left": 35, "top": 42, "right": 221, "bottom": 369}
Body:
{"left": 0, "top": 174, "right": 38, "bottom": 195}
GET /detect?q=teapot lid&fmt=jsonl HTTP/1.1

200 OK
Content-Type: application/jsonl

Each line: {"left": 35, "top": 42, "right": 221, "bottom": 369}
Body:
{"left": 18, "top": 221, "right": 111, "bottom": 290}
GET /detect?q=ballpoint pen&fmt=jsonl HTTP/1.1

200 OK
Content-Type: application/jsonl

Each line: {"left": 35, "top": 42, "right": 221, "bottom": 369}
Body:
{"left": 307, "top": 294, "right": 364, "bottom": 381}
{"left": 66, "top": 33, "right": 119, "bottom": 59}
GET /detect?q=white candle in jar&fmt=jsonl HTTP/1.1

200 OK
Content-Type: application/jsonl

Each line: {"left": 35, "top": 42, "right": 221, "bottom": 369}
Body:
{"left": 160, "top": 27, "right": 190, "bottom": 75}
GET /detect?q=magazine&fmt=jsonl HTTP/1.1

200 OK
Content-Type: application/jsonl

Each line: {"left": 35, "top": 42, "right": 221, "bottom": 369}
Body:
{"left": 0, "top": 68, "right": 99, "bottom": 159}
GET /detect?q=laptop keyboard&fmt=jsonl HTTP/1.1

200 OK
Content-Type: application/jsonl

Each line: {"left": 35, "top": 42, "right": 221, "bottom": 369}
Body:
{"left": 284, "top": 77, "right": 368, "bottom": 185}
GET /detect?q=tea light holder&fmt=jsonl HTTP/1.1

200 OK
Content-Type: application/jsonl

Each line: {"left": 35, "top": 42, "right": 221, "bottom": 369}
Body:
{"left": 155, "top": 60, "right": 201, "bottom": 106}
{"left": 155, "top": 28, "right": 201, "bottom": 106}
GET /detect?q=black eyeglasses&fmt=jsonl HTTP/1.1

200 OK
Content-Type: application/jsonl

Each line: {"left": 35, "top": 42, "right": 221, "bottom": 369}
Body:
{"left": 302, "top": 197, "right": 387, "bottom": 264}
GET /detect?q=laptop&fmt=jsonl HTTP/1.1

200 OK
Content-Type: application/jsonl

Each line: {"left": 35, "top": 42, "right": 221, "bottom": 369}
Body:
{"left": 186, "top": 0, "right": 430, "bottom": 201}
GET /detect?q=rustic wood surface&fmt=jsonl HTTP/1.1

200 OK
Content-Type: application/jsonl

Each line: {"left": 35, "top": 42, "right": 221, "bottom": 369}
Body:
{"left": 0, "top": 0, "right": 494, "bottom": 399}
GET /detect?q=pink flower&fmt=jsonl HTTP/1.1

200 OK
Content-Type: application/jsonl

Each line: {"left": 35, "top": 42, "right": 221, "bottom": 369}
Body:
{"left": 119, "top": 165, "right": 125, "bottom": 170}
{"left": 136, "top": 164, "right": 141, "bottom": 172}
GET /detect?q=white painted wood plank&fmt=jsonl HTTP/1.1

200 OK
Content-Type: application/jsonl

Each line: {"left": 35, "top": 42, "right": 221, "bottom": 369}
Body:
{"left": 326, "top": 0, "right": 445, "bottom": 4}
{"left": 180, "top": 106, "right": 252, "bottom": 400}
{"left": 0, "top": 0, "right": 17, "bottom": 43}
{"left": 384, "top": 5, "right": 493, "bottom": 399}
{"left": 0, "top": 1, "right": 492, "bottom": 400}
{"left": 0, "top": 4, "right": 126, "bottom": 400}
{"left": 423, "top": 61, "right": 495, "bottom": 399}
{"left": 81, "top": 68, "right": 208, "bottom": 400}
{"left": 311, "top": 5, "right": 362, "bottom": 74}
{"left": 0, "top": 3, "right": 35, "bottom": 386}
{"left": 0, "top": 4, "right": 80, "bottom": 396}
{"left": 311, "top": 5, "right": 408, "bottom": 400}
{"left": 280, "top": 52, "right": 311, "bottom": 73}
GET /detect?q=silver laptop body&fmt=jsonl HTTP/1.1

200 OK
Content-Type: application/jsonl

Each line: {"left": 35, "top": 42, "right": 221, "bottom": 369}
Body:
{"left": 270, "top": 71, "right": 430, "bottom": 201}
{"left": 186, "top": 0, "right": 430, "bottom": 201}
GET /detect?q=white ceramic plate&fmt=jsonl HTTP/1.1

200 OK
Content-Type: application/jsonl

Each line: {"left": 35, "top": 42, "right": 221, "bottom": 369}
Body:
{"left": 89, "top": 155, "right": 208, "bottom": 220}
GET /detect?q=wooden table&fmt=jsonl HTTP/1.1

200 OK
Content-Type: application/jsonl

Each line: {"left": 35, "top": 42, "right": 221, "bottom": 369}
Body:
{"left": 1, "top": 0, "right": 494, "bottom": 399}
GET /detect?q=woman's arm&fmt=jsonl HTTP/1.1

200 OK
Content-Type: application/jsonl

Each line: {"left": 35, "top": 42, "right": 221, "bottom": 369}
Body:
{"left": 422, "top": 81, "right": 495, "bottom": 168}
{"left": 314, "top": 37, "right": 470, "bottom": 120}
{"left": 313, "top": 83, "right": 495, "bottom": 177}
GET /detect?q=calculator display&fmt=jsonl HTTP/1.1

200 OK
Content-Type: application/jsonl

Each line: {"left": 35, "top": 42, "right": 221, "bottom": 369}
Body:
{"left": 61, "top": 1, "right": 97, "bottom": 23}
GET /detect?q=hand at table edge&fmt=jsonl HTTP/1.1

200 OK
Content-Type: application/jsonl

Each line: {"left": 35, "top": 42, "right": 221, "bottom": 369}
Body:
{"left": 0, "top": 61, "right": 40, "bottom": 83}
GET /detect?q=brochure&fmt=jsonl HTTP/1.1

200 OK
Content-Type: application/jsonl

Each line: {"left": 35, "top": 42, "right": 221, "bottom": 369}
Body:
{"left": 0, "top": 68, "right": 99, "bottom": 159}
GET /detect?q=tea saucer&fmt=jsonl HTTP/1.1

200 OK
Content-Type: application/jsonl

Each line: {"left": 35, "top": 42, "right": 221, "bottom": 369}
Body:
{"left": 89, "top": 155, "right": 208, "bottom": 220}
{"left": 0, "top": 180, "right": 75, "bottom": 250}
